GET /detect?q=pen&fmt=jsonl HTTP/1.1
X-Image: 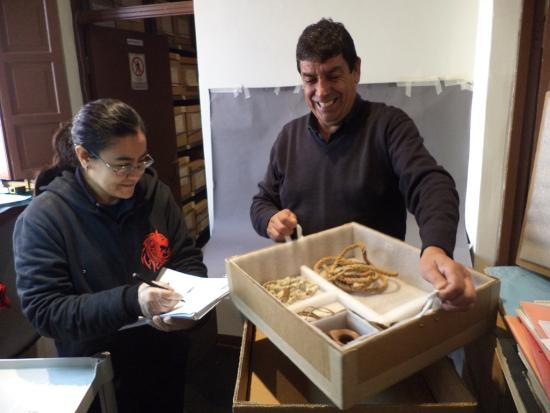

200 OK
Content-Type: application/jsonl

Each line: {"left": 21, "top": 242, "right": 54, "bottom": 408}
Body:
{"left": 132, "top": 273, "right": 186, "bottom": 302}
{"left": 132, "top": 272, "right": 170, "bottom": 290}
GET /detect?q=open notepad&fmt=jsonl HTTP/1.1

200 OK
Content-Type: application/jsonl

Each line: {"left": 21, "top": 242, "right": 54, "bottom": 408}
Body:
{"left": 157, "top": 268, "right": 229, "bottom": 320}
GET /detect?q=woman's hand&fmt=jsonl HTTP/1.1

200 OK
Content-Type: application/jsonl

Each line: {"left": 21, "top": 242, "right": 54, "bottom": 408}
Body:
{"left": 137, "top": 282, "right": 181, "bottom": 318}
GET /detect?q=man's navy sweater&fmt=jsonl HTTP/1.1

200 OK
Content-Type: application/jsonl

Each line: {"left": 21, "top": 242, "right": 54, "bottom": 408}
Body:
{"left": 250, "top": 97, "right": 459, "bottom": 256}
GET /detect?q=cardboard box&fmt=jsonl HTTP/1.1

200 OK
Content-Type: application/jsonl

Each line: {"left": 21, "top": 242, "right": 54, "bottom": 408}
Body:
{"left": 115, "top": 20, "right": 145, "bottom": 32}
{"left": 189, "top": 159, "right": 206, "bottom": 192}
{"left": 226, "top": 223, "right": 500, "bottom": 409}
{"left": 172, "top": 15, "right": 193, "bottom": 39}
{"left": 156, "top": 16, "right": 173, "bottom": 35}
{"left": 170, "top": 60, "right": 181, "bottom": 85}
{"left": 234, "top": 321, "right": 478, "bottom": 412}
{"left": 174, "top": 105, "right": 201, "bottom": 137}
{"left": 182, "top": 202, "right": 196, "bottom": 236}
{"left": 187, "top": 129, "right": 202, "bottom": 146}
{"left": 185, "top": 107, "right": 201, "bottom": 132}
{"left": 172, "top": 84, "right": 183, "bottom": 96}
{"left": 195, "top": 199, "right": 208, "bottom": 233}
{"left": 174, "top": 108, "right": 186, "bottom": 135}
{"left": 179, "top": 57, "right": 198, "bottom": 87}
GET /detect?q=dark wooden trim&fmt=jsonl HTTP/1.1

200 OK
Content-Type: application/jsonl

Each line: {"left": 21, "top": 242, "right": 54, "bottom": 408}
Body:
{"left": 497, "top": 0, "right": 546, "bottom": 264}
{"left": 0, "top": 204, "right": 26, "bottom": 225}
{"left": 216, "top": 333, "right": 243, "bottom": 349}
{"left": 76, "top": 1, "right": 193, "bottom": 24}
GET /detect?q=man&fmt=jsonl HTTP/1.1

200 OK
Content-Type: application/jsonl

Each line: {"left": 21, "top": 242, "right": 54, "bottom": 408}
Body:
{"left": 250, "top": 18, "right": 475, "bottom": 311}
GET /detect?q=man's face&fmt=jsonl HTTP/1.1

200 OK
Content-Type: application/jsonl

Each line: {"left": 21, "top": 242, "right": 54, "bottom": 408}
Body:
{"left": 299, "top": 54, "right": 360, "bottom": 137}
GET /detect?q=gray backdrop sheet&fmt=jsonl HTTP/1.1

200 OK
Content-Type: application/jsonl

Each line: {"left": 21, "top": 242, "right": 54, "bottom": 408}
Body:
{"left": 205, "top": 83, "right": 472, "bottom": 335}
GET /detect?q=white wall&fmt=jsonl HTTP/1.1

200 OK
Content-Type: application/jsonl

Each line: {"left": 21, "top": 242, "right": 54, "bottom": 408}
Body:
{"left": 467, "top": 0, "right": 522, "bottom": 269}
{"left": 57, "top": 0, "right": 83, "bottom": 115}
{"left": 195, "top": 0, "right": 480, "bottom": 234}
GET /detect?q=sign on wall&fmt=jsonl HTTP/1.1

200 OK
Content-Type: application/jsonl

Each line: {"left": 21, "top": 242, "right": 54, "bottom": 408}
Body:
{"left": 128, "top": 52, "right": 148, "bottom": 91}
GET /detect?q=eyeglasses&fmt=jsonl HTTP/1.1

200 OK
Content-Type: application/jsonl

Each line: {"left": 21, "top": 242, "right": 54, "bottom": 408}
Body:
{"left": 89, "top": 151, "right": 154, "bottom": 177}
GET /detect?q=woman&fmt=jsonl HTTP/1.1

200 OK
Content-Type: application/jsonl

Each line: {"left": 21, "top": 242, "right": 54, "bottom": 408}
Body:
{"left": 14, "top": 99, "right": 207, "bottom": 412}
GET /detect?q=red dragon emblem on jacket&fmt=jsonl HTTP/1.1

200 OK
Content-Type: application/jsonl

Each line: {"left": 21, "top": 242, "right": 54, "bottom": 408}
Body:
{"left": 141, "top": 230, "right": 172, "bottom": 271}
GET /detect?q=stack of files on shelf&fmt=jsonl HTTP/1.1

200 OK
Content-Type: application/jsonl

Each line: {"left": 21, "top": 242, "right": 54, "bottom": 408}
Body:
{"left": 181, "top": 201, "right": 196, "bottom": 236}
{"left": 505, "top": 301, "right": 550, "bottom": 412}
{"left": 195, "top": 199, "right": 208, "bottom": 233}
{"left": 178, "top": 156, "right": 191, "bottom": 199}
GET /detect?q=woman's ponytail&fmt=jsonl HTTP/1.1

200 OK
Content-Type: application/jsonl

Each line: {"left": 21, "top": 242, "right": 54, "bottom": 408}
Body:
{"left": 34, "top": 123, "right": 78, "bottom": 195}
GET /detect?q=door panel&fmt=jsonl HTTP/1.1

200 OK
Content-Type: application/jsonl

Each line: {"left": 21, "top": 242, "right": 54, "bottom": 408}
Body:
{"left": 85, "top": 25, "right": 179, "bottom": 201}
{"left": 0, "top": 0, "right": 71, "bottom": 179}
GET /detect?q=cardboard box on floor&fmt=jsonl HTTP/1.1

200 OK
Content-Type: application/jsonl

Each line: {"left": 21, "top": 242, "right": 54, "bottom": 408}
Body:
{"left": 234, "top": 321, "right": 478, "bottom": 412}
{"left": 226, "top": 222, "right": 500, "bottom": 409}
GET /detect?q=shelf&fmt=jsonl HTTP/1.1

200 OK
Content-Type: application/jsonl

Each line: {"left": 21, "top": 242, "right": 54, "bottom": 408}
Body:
{"left": 181, "top": 186, "right": 206, "bottom": 205}
{"left": 174, "top": 98, "right": 200, "bottom": 106}
{"left": 168, "top": 47, "right": 196, "bottom": 58}
{"left": 177, "top": 139, "right": 202, "bottom": 155}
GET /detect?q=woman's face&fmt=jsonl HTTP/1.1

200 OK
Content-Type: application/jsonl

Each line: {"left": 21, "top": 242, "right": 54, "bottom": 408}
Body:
{"left": 83, "top": 130, "right": 148, "bottom": 205}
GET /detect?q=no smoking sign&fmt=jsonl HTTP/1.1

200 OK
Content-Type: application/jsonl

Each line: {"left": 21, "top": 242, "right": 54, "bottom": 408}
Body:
{"left": 128, "top": 52, "right": 148, "bottom": 90}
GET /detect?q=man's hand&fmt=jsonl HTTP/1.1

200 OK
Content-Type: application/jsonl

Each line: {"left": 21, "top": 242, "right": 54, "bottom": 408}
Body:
{"left": 267, "top": 209, "right": 298, "bottom": 242}
{"left": 419, "top": 246, "right": 476, "bottom": 311}
{"left": 138, "top": 282, "right": 182, "bottom": 318}
{"left": 148, "top": 316, "right": 197, "bottom": 332}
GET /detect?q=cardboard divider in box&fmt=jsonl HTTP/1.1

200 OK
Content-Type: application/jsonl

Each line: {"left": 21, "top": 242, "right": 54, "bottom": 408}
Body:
{"left": 226, "top": 222, "right": 500, "bottom": 409}
{"left": 234, "top": 320, "right": 478, "bottom": 412}
{"left": 182, "top": 201, "right": 196, "bottom": 238}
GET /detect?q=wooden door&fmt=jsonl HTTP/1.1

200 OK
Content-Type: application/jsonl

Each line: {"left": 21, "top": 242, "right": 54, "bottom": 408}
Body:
{"left": 85, "top": 25, "right": 180, "bottom": 202}
{"left": 0, "top": 0, "right": 71, "bottom": 179}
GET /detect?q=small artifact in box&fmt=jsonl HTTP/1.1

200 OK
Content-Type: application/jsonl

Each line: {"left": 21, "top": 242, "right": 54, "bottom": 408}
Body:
{"left": 226, "top": 222, "right": 500, "bottom": 409}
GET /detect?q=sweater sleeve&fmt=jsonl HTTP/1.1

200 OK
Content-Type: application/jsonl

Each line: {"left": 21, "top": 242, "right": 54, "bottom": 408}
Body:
{"left": 164, "top": 187, "right": 208, "bottom": 277}
{"left": 14, "top": 211, "right": 142, "bottom": 341}
{"left": 385, "top": 109, "right": 460, "bottom": 256}
{"left": 250, "top": 136, "right": 284, "bottom": 237}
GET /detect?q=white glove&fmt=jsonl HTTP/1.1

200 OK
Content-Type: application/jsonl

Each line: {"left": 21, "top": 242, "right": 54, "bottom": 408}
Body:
{"left": 147, "top": 316, "right": 198, "bottom": 332}
{"left": 137, "top": 282, "right": 182, "bottom": 318}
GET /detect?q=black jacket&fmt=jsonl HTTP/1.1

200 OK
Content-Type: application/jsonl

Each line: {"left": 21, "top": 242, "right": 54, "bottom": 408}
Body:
{"left": 14, "top": 168, "right": 206, "bottom": 356}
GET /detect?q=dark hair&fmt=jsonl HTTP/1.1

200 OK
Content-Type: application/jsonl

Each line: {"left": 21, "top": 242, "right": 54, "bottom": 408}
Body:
{"left": 296, "top": 18, "right": 358, "bottom": 73}
{"left": 34, "top": 99, "right": 146, "bottom": 195}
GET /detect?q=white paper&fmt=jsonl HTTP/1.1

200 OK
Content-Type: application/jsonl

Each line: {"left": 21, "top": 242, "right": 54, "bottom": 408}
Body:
{"left": 158, "top": 268, "right": 229, "bottom": 320}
